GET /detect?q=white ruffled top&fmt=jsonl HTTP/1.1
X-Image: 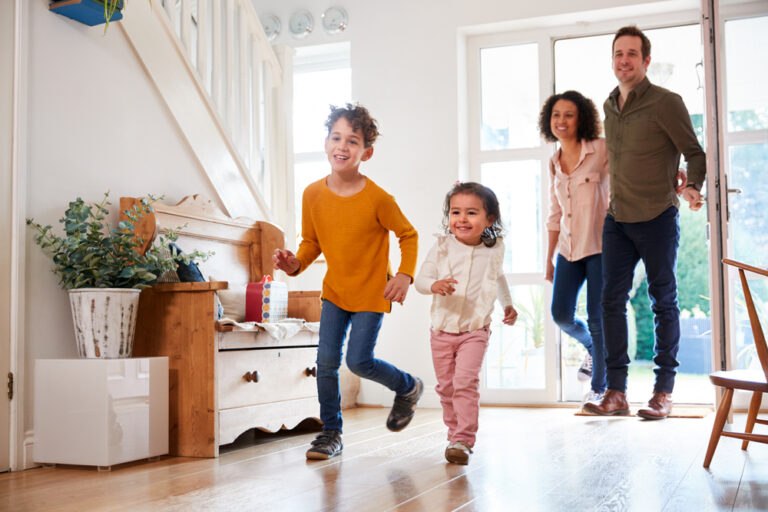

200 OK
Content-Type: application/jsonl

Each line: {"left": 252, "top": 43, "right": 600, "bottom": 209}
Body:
{"left": 414, "top": 234, "right": 512, "bottom": 333}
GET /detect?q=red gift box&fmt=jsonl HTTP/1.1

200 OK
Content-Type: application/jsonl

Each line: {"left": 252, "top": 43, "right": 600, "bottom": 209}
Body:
{"left": 245, "top": 275, "right": 288, "bottom": 323}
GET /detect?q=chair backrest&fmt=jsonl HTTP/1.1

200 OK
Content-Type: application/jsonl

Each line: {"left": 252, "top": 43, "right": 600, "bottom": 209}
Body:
{"left": 723, "top": 259, "right": 768, "bottom": 380}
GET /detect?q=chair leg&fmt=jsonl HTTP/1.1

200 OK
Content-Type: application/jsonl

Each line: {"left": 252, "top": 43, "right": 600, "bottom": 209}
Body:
{"left": 741, "top": 391, "right": 763, "bottom": 450}
{"left": 704, "top": 387, "right": 734, "bottom": 468}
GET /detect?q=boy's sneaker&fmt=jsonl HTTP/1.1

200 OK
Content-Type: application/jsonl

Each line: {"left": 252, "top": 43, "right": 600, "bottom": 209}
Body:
{"left": 445, "top": 441, "right": 472, "bottom": 465}
{"left": 582, "top": 390, "right": 603, "bottom": 405}
{"left": 305, "top": 430, "right": 343, "bottom": 460}
{"left": 577, "top": 353, "right": 593, "bottom": 382}
{"left": 386, "top": 377, "right": 424, "bottom": 432}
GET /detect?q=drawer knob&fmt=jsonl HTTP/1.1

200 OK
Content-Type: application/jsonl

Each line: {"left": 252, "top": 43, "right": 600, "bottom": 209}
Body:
{"left": 304, "top": 367, "right": 317, "bottom": 377}
{"left": 244, "top": 370, "right": 260, "bottom": 383}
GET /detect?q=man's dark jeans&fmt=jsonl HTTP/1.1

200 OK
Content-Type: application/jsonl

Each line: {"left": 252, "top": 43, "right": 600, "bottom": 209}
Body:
{"left": 601, "top": 206, "right": 681, "bottom": 394}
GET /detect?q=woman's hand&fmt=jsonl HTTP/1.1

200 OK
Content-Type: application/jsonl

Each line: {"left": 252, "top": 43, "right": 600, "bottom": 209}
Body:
{"left": 272, "top": 249, "right": 300, "bottom": 274}
{"left": 431, "top": 278, "right": 458, "bottom": 296}
{"left": 545, "top": 260, "right": 555, "bottom": 284}
{"left": 383, "top": 272, "right": 411, "bottom": 304}
{"left": 503, "top": 305, "right": 518, "bottom": 325}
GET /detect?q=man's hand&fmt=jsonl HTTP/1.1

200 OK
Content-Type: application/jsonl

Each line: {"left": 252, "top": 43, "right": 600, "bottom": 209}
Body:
{"left": 682, "top": 187, "right": 704, "bottom": 211}
{"left": 272, "top": 249, "right": 300, "bottom": 274}
{"left": 503, "top": 305, "right": 518, "bottom": 325}
{"left": 431, "top": 278, "right": 458, "bottom": 296}
{"left": 675, "top": 168, "right": 688, "bottom": 195}
{"left": 383, "top": 272, "right": 411, "bottom": 304}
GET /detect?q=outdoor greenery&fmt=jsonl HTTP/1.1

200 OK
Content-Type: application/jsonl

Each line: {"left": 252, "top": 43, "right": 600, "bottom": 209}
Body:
{"left": 27, "top": 192, "right": 210, "bottom": 289}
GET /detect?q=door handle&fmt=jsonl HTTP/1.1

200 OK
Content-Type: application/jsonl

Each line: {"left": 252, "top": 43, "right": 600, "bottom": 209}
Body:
{"left": 727, "top": 188, "right": 742, "bottom": 194}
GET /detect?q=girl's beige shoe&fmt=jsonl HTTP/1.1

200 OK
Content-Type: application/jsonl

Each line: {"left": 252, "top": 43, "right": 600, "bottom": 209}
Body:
{"left": 445, "top": 441, "right": 472, "bottom": 465}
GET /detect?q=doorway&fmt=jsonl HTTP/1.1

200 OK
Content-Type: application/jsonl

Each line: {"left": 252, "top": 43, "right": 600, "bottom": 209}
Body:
{"left": 553, "top": 24, "right": 713, "bottom": 404}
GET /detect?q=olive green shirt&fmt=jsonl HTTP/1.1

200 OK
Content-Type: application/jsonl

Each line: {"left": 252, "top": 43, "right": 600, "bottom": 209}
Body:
{"left": 604, "top": 77, "right": 706, "bottom": 223}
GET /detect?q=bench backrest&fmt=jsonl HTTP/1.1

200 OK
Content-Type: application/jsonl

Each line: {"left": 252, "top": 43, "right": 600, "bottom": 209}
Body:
{"left": 120, "top": 195, "right": 284, "bottom": 286}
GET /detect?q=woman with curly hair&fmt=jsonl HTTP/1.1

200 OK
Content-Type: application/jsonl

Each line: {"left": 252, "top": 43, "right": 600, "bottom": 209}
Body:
{"left": 539, "top": 91, "right": 608, "bottom": 408}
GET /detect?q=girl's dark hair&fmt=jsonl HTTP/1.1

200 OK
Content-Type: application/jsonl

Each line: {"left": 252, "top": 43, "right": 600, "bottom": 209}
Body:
{"left": 325, "top": 103, "right": 380, "bottom": 147}
{"left": 442, "top": 182, "right": 503, "bottom": 247}
{"left": 538, "top": 90, "right": 601, "bottom": 143}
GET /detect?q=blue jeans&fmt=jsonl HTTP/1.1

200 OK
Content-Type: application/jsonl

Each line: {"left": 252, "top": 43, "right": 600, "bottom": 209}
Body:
{"left": 601, "top": 207, "right": 681, "bottom": 394}
{"left": 316, "top": 300, "right": 415, "bottom": 432}
{"left": 551, "top": 253, "right": 606, "bottom": 394}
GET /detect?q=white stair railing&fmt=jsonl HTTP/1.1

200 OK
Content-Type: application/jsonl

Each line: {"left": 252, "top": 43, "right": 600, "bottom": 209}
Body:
{"left": 121, "top": 0, "right": 287, "bottom": 220}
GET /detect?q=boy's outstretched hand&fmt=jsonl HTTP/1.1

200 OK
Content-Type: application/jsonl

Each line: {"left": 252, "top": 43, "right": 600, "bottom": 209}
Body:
{"left": 503, "top": 305, "right": 518, "bottom": 325}
{"left": 272, "top": 249, "right": 300, "bottom": 275}
{"left": 431, "top": 278, "right": 458, "bottom": 296}
{"left": 383, "top": 272, "right": 411, "bottom": 304}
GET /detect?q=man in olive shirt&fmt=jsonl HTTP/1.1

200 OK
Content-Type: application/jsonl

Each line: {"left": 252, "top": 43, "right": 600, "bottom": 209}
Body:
{"left": 584, "top": 25, "right": 705, "bottom": 419}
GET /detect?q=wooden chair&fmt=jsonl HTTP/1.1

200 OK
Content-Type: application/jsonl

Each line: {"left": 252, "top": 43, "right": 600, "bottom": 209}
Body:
{"left": 703, "top": 259, "right": 768, "bottom": 468}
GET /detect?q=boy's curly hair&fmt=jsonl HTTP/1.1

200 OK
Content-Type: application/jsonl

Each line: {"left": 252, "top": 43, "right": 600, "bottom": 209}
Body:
{"left": 538, "top": 90, "right": 601, "bottom": 143}
{"left": 442, "top": 182, "right": 503, "bottom": 247}
{"left": 325, "top": 103, "right": 380, "bottom": 148}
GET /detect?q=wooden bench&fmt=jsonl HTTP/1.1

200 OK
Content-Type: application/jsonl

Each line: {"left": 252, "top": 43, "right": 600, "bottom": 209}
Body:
{"left": 121, "top": 195, "right": 321, "bottom": 457}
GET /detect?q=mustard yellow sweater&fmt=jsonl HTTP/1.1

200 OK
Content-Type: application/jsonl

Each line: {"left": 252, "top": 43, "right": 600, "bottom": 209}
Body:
{"left": 292, "top": 177, "right": 418, "bottom": 313}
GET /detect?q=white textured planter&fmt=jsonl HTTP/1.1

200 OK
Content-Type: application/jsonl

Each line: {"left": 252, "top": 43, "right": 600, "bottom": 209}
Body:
{"left": 68, "top": 288, "right": 141, "bottom": 359}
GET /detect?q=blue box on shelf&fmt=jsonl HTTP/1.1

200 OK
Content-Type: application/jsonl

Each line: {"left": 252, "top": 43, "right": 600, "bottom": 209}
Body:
{"left": 49, "top": 0, "right": 123, "bottom": 27}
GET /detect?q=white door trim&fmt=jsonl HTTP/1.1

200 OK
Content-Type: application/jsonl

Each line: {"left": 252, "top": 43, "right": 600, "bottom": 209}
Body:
{"left": 8, "top": 0, "right": 27, "bottom": 472}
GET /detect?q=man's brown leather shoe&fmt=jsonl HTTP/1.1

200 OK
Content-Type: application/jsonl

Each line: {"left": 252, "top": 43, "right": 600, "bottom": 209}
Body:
{"left": 636, "top": 392, "right": 672, "bottom": 420}
{"left": 582, "top": 389, "right": 630, "bottom": 416}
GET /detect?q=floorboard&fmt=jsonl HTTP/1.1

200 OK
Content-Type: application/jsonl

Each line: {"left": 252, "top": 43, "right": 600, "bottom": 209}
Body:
{"left": 1, "top": 407, "right": 767, "bottom": 511}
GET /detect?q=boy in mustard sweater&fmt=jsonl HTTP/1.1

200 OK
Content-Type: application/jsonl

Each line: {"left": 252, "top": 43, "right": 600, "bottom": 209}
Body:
{"left": 273, "top": 103, "right": 423, "bottom": 460}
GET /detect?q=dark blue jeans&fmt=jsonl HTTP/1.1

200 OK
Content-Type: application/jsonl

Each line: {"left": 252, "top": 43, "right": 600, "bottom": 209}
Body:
{"left": 316, "top": 300, "right": 415, "bottom": 432}
{"left": 601, "top": 207, "right": 680, "bottom": 394}
{"left": 551, "top": 253, "right": 606, "bottom": 394}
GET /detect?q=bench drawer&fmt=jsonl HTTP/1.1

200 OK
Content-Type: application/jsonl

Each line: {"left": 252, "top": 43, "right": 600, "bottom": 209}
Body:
{"left": 217, "top": 347, "right": 318, "bottom": 410}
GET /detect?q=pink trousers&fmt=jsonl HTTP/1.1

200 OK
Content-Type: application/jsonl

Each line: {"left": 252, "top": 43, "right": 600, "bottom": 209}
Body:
{"left": 430, "top": 326, "right": 490, "bottom": 447}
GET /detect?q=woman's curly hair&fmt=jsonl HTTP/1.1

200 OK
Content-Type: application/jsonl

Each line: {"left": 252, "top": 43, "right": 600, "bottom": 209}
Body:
{"left": 442, "top": 182, "right": 503, "bottom": 247}
{"left": 325, "top": 103, "right": 380, "bottom": 147}
{"left": 538, "top": 90, "right": 601, "bottom": 143}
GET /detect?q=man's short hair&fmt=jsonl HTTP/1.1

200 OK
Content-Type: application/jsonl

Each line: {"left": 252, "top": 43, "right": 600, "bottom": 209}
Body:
{"left": 613, "top": 25, "right": 651, "bottom": 60}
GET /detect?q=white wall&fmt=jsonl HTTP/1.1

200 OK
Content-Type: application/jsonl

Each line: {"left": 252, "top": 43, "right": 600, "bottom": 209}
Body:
{"left": 253, "top": 0, "right": 700, "bottom": 407}
{"left": 21, "top": 0, "right": 220, "bottom": 444}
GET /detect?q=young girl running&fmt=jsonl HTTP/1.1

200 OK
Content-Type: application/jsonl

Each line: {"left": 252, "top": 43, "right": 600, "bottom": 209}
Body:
{"left": 415, "top": 182, "right": 517, "bottom": 465}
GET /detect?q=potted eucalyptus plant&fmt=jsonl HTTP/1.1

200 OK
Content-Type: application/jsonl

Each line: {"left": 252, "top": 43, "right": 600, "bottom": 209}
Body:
{"left": 27, "top": 192, "right": 209, "bottom": 358}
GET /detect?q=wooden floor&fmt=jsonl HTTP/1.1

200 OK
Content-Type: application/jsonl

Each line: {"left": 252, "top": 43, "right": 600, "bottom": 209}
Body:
{"left": 1, "top": 407, "right": 767, "bottom": 511}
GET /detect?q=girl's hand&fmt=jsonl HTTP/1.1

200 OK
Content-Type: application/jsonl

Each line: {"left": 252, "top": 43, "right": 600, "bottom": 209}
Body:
{"left": 431, "top": 278, "right": 458, "bottom": 296}
{"left": 503, "top": 305, "right": 518, "bottom": 325}
{"left": 545, "top": 261, "right": 555, "bottom": 283}
{"left": 383, "top": 272, "right": 411, "bottom": 304}
{"left": 272, "top": 249, "right": 300, "bottom": 274}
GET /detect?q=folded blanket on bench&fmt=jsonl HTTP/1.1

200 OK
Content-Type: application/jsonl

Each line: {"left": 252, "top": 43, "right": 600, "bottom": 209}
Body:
{"left": 217, "top": 317, "right": 320, "bottom": 340}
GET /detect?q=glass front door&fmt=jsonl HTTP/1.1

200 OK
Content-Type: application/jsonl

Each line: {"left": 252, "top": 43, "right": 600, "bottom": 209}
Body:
{"left": 719, "top": 13, "right": 768, "bottom": 377}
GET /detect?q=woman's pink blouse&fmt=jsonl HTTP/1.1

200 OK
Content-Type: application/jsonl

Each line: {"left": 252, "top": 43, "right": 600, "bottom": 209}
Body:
{"left": 545, "top": 138, "right": 610, "bottom": 262}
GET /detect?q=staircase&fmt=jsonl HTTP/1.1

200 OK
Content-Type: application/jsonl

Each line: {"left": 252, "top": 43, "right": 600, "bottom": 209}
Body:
{"left": 120, "top": 0, "right": 290, "bottom": 221}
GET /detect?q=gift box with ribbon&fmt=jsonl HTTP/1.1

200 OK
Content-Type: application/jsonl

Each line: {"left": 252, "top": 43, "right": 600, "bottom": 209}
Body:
{"left": 245, "top": 275, "right": 288, "bottom": 323}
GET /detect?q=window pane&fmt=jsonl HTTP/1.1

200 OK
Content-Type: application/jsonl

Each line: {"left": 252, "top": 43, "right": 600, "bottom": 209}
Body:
{"left": 481, "top": 160, "right": 542, "bottom": 273}
{"left": 485, "top": 284, "right": 546, "bottom": 389}
{"left": 480, "top": 43, "right": 539, "bottom": 150}
{"left": 293, "top": 68, "right": 352, "bottom": 153}
{"left": 725, "top": 16, "right": 768, "bottom": 131}
{"left": 731, "top": 273, "right": 768, "bottom": 372}
{"left": 554, "top": 33, "right": 613, "bottom": 119}
{"left": 728, "top": 143, "right": 768, "bottom": 267}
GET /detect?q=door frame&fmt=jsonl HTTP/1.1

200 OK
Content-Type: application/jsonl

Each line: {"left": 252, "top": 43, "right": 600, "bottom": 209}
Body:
{"left": 466, "top": 2, "right": 766, "bottom": 405}
{"left": 1, "top": 0, "right": 27, "bottom": 472}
